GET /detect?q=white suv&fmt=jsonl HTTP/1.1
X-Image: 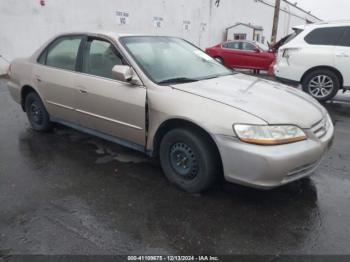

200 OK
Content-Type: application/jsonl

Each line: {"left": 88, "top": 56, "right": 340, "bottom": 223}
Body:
{"left": 274, "top": 22, "right": 350, "bottom": 101}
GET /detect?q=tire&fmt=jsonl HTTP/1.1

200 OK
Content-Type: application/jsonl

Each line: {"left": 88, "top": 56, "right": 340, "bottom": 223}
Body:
{"left": 24, "top": 92, "right": 52, "bottom": 132}
{"left": 159, "top": 128, "right": 220, "bottom": 193}
{"left": 302, "top": 69, "right": 340, "bottom": 101}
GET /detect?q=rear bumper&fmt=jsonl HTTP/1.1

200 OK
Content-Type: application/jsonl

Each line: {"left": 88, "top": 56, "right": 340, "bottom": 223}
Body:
{"left": 214, "top": 123, "right": 334, "bottom": 189}
{"left": 274, "top": 62, "right": 304, "bottom": 84}
{"left": 7, "top": 80, "right": 21, "bottom": 104}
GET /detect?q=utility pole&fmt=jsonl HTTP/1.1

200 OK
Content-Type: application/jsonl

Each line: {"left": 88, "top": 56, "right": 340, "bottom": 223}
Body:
{"left": 271, "top": 0, "right": 281, "bottom": 44}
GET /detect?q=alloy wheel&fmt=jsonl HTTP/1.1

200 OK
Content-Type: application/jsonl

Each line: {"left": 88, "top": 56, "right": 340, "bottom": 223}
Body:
{"left": 308, "top": 75, "right": 334, "bottom": 99}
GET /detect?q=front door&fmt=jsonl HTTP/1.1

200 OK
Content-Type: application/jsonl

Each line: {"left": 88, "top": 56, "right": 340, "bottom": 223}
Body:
{"left": 238, "top": 42, "right": 263, "bottom": 69}
{"left": 75, "top": 37, "right": 146, "bottom": 147}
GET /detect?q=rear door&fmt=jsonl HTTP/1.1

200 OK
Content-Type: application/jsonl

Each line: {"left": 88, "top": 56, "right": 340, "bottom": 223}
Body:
{"left": 221, "top": 42, "right": 243, "bottom": 68}
{"left": 334, "top": 27, "right": 350, "bottom": 87}
{"left": 75, "top": 36, "right": 146, "bottom": 147}
{"left": 35, "top": 35, "right": 83, "bottom": 122}
{"left": 304, "top": 26, "right": 345, "bottom": 84}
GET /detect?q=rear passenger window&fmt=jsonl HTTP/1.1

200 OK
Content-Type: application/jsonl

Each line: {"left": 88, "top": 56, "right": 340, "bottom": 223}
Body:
{"left": 223, "top": 42, "right": 240, "bottom": 49}
{"left": 37, "top": 50, "right": 47, "bottom": 65}
{"left": 46, "top": 36, "right": 82, "bottom": 71}
{"left": 304, "top": 27, "right": 345, "bottom": 46}
{"left": 338, "top": 28, "right": 350, "bottom": 47}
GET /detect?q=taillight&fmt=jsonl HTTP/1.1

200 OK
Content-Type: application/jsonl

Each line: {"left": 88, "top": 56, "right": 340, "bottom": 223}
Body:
{"left": 282, "top": 48, "right": 301, "bottom": 59}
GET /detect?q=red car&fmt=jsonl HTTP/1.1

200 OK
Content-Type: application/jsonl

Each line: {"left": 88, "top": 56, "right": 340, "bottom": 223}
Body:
{"left": 205, "top": 40, "right": 276, "bottom": 71}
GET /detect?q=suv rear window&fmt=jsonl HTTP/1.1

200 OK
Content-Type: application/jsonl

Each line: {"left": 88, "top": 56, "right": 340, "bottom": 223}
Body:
{"left": 304, "top": 27, "right": 346, "bottom": 46}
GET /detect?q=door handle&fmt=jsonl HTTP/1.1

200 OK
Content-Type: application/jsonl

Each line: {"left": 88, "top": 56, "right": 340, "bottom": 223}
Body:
{"left": 77, "top": 85, "right": 88, "bottom": 95}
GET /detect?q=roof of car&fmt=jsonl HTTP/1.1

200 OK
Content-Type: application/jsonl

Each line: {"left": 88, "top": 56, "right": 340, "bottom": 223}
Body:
{"left": 294, "top": 21, "right": 350, "bottom": 30}
{"left": 53, "top": 31, "right": 132, "bottom": 39}
{"left": 54, "top": 31, "right": 171, "bottom": 40}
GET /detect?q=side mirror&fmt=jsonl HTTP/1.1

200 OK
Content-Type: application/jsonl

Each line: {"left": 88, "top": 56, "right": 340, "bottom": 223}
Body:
{"left": 254, "top": 48, "right": 261, "bottom": 53}
{"left": 112, "top": 65, "right": 134, "bottom": 82}
{"left": 112, "top": 65, "right": 142, "bottom": 86}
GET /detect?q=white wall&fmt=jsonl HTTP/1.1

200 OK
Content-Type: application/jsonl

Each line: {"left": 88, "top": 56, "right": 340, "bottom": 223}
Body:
{"left": 0, "top": 0, "right": 320, "bottom": 74}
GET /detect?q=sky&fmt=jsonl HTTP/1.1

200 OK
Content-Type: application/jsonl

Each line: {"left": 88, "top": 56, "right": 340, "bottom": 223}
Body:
{"left": 295, "top": 0, "right": 349, "bottom": 21}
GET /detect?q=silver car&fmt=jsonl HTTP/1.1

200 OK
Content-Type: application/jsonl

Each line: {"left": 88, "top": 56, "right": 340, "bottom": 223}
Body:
{"left": 6, "top": 32, "right": 334, "bottom": 192}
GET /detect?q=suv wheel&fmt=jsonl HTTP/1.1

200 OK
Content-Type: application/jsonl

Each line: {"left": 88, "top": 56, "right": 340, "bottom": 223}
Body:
{"left": 159, "top": 128, "right": 220, "bottom": 193}
{"left": 302, "top": 69, "right": 340, "bottom": 101}
{"left": 24, "top": 92, "right": 52, "bottom": 131}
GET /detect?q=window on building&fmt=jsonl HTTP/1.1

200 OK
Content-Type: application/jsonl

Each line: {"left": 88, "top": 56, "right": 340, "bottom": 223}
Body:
{"left": 46, "top": 36, "right": 82, "bottom": 71}
{"left": 304, "top": 27, "right": 346, "bottom": 46}
{"left": 234, "top": 34, "right": 247, "bottom": 40}
{"left": 254, "top": 33, "right": 260, "bottom": 42}
{"left": 83, "top": 39, "right": 123, "bottom": 79}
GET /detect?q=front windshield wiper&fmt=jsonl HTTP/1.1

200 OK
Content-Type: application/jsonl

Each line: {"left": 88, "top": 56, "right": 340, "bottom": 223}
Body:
{"left": 158, "top": 77, "right": 199, "bottom": 85}
{"left": 200, "top": 72, "right": 236, "bottom": 81}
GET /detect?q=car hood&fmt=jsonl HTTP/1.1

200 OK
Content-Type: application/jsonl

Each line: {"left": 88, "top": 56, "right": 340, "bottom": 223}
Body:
{"left": 171, "top": 74, "right": 326, "bottom": 128}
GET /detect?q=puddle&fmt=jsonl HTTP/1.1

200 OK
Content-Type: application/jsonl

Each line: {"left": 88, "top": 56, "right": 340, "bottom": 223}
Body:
{"left": 87, "top": 140, "right": 147, "bottom": 164}
{"left": 113, "top": 152, "right": 147, "bottom": 163}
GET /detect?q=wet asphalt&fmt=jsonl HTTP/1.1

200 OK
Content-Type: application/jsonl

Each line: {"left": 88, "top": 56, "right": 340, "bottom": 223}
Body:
{"left": 0, "top": 79, "right": 350, "bottom": 256}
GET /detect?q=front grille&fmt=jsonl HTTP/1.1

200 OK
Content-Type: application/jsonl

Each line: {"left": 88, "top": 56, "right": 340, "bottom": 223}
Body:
{"left": 311, "top": 117, "right": 329, "bottom": 139}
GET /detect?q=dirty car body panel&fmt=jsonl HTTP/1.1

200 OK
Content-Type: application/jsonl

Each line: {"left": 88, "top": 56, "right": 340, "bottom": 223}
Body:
{"left": 7, "top": 32, "right": 334, "bottom": 190}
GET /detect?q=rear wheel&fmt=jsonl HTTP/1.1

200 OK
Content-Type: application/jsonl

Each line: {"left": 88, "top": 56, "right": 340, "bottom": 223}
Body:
{"left": 302, "top": 69, "right": 340, "bottom": 101}
{"left": 159, "top": 128, "right": 220, "bottom": 193}
{"left": 24, "top": 92, "right": 52, "bottom": 132}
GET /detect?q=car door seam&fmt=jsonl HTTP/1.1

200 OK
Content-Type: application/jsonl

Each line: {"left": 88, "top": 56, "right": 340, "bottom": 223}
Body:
{"left": 75, "top": 108, "right": 143, "bottom": 130}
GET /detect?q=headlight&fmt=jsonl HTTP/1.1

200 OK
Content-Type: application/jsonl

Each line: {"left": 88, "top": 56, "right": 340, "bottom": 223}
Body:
{"left": 233, "top": 125, "right": 307, "bottom": 145}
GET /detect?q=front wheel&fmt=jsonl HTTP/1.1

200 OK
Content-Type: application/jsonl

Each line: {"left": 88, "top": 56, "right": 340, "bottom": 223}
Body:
{"left": 159, "top": 128, "right": 220, "bottom": 193}
{"left": 302, "top": 69, "right": 340, "bottom": 101}
{"left": 24, "top": 92, "right": 52, "bottom": 132}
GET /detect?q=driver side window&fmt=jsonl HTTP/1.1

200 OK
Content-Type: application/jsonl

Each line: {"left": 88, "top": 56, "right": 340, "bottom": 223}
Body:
{"left": 83, "top": 39, "right": 123, "bottom": 79}
{"left": 241, "top": 42, "right": 256, "bottom": 51}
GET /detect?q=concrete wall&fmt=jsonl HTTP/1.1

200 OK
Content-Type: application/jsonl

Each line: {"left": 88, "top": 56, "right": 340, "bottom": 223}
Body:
{"left": 0, "top": 0, "right": 320, "bottom": 74}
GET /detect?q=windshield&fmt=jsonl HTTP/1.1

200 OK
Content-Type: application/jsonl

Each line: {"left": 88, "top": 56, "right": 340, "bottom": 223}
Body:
{"left": 120, "top": 36, "right": 233, "bottom": 84}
